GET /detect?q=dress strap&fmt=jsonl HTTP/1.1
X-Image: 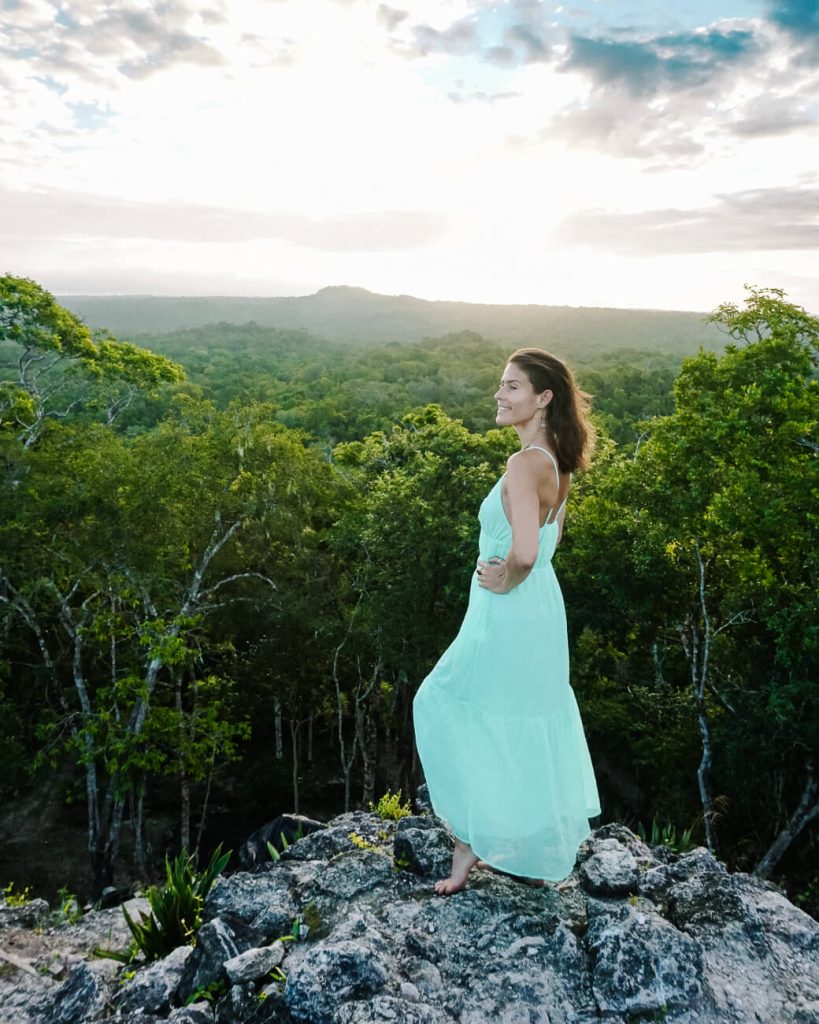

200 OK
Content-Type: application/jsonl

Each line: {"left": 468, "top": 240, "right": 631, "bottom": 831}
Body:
{"left": 519, "top": 445, "right": 560, "bottom": 489}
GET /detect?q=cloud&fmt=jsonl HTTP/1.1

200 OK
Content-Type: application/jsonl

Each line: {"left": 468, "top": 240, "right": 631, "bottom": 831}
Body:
{"left": 0, "top": 186, "right": 448, "bottom": 252}
{"left": 727, "top": 94, "right": 817, "bottom": 137}
{"left": 376, "top": 4, "right": 408, "bottom": 32}
{"left": 557, "top": 186, "right": 819, "bottom": 254}
{"left": 2, "top": 0, "right": 228, "bottom": 84}
{"left": 559, "top": 28, "right": 758, "bottom": 97}
{"left": 412, "top": 17, "right": 480, "bottom": 58}
{"left": 767, "top": 0, "right": 819, "bottom": 36}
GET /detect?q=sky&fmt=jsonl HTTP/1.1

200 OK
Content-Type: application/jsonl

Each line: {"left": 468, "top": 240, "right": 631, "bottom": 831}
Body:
{"left": 1, "top": 0, "right": 818, "bottom": 311}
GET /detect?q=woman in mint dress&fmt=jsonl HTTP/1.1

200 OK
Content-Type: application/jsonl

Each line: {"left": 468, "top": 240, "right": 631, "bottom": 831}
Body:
{"left": 413, "top": 348, "right": 600, "bottom": 895}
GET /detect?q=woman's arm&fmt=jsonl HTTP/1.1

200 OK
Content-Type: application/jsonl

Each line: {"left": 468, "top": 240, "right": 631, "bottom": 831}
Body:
{"left": 477, "top": 453, "right": 542, "bottom": 594}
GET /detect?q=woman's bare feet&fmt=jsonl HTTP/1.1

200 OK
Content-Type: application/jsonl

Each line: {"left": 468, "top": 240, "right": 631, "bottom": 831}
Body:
{"left": 434, "top": 838, "right": 479, "bottom": 896}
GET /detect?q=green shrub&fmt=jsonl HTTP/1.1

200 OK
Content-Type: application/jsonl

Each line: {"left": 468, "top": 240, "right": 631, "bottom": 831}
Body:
{"left": 369, "top": 789, "right": 412, "bottom": 821}
{"left": 637, "top": 816, "right": 695, "bottom": 854}
{"left": 99, "top": 845, "right": 230, "bottom": 964}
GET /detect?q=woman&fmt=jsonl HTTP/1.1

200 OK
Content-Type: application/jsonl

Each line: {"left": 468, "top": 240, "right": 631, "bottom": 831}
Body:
{"left": 413, "top": 348, "right": 601, "bottom": 896}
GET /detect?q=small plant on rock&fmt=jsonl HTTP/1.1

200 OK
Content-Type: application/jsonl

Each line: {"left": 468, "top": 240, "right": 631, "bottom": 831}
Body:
{"left": 2, "top": 881, "right": 31, "bottom": 906}
{"left": 97, "top": 844, "right": 230, "bottom": 964}
{"left": 55, "top": 886, "right": 83, "bottom": 925}
{"left": 637, "top": 815, "right": 695, "bottom": 854}
{"left": 369, "top": 789, "right": 412, "bottom": 821}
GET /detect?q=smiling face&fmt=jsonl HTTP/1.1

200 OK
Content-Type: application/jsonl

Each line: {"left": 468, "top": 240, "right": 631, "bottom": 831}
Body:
{"left": 494, "top": 361, "right": 552, "bottom": 430}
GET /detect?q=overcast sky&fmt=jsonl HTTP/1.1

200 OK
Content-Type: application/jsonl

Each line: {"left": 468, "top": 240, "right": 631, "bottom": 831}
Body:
{"left": 2, "top": 0, "right": 818, "bottom": 310}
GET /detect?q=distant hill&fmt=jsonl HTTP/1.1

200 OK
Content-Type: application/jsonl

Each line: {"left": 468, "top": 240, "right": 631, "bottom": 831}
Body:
{"left": 58, "top": 286, "right": 723, "bottom": 357}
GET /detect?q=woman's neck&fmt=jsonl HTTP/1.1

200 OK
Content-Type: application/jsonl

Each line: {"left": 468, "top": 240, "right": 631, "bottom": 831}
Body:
{"left": 515, "top": 425, "right": 550, "bottom": 451}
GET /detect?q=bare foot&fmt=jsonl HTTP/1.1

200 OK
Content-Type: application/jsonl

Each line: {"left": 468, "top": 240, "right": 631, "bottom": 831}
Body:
{"left": 434, "top": 839, "right": 479, "bottom": 896}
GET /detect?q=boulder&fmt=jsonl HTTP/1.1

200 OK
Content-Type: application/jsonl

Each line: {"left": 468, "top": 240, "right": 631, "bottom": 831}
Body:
{"left": 176, "top": 913, "right": 263, "bottom": 1005}
{"left": 239, "top": 815, "right": 326, "bottom": 869}
{"left": 0, "top": 896, "right": 50, "bottom": 930}
{"left": 393, "top": 816, "right": 453, "bottom": 878}
{"left": 284, "top": 936, "right": 390, "bottom": 1023}
{"left": 577, "top": 837, "right": 640, "bottom": 896}
{"left": 586, "top": 901, "right": 703, "bottom": 1015}
{"left": 115, "top": 943, "right": 192, "bottom": 1016}
{"left": 44, "top": 961, "right": 112, "bottom": 1024}
{"left": 224, "top": 941, "right": 285, "bottom": 984}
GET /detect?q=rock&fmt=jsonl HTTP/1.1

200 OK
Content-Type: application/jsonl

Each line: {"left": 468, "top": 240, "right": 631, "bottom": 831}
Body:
{"left": 177, "top": 913, "right": 263, "bottom": 1005}
{"left": 587, "top": 902, "right": 703, "bottom": 1015}
{"left": 239, "top": 815, "right": 327, "bottom": 869}
{"left": 414, "top": 783, "right": 432, "bottom": 814}
{"left": 284, "top": 937, "right": 390, "bottom": 1023}
{"left": 3, "top": 810, "right": 817, "bottom": 1024}
{"left": 115, "top": 943, "right": 192, "bottom": 1015}
{"left": 0, "top": 897, "right": 50, "bottom": 930}
{"left": 224, "top": 941, "right": 285, "bottom": 983}
{"left": 168, "top": 1002, "right": 214, "bottom": 1023}
{"left": 204, "top": 860, "right": 322, "bottom": 941}
{"left": 44, "top": 961, "right": 111, "bottom": 1024}
{"left": 578, "top": 837, "right": 640, "bottom": 896}
{"left": 214, "top": 982, "right": 256, "bottom": 1023}
{"left": 393, "top": 816, "right": 453, "bottom": 878}
{"left": 334, "top": 994, "right": 450, "bottom": 1022}
{"left": 639, "top": 846, "right": 727, "bottom": 903}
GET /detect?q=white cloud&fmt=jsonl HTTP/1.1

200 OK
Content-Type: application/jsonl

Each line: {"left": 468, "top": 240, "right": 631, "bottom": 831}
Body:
{"left": 0, "top": 0, "right": 817, "bottom": 310}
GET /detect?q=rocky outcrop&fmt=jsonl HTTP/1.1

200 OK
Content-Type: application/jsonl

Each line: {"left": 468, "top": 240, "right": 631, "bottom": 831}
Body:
{"left": 1, "top": 801, "right": 817, "bottom": 1024}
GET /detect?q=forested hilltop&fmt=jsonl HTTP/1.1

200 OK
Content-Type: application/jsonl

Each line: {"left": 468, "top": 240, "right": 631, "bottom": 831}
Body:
{"left": 58, "top": 286, "right": 724, "bottom": 356}
{"left": 0, "top": 276, "right": 816, "bottom": 928}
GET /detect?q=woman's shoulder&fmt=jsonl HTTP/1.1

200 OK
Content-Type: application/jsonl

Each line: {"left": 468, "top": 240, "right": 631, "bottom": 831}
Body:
{"left": 507, "top": 446, "right": 561, "bottom": 480}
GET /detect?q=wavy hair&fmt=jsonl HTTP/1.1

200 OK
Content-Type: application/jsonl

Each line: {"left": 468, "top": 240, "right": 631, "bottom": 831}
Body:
{"left": 508, "top": 348, "right": 595, "bottom": 473}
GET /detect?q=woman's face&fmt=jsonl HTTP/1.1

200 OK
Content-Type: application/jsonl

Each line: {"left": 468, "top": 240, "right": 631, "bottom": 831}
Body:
{"left": 494, "top": 362, "right": 551, "bottom": 429}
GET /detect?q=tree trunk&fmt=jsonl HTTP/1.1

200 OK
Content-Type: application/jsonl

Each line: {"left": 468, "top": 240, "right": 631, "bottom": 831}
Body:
{"left": 133, "top": 786, "right": 148, "bottom": 878}
{"left": 176, "top": 676, "right": 191, "bottom": 850}
{"left": 274, "top": 696, "right": 283, "bottom": 759}
{"left": 755, "top": 759, "right": 819, "bottom": 878}
{"left": 194, "top": 750, "right": 216, "bottom": 858}
{"left": 289, "top": 718, "right": 300, "bottom": 814}
{"left": 359, "top": 710, "right": 377, "bottom": 808}
{"left": 307, "top": 714, "right": 314, "bottom": 763}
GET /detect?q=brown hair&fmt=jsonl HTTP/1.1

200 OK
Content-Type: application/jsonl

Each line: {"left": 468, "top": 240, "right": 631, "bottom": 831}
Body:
{"left": 508, "top": 348, "right": 595, "bottom": 473}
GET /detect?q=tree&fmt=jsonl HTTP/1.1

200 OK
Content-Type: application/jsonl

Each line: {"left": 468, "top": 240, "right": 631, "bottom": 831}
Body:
{"left": 562, "top": 287, "right": 818, "bottom": 869}
{"left": 0, "top": 275, "right": 183, "bottom": 448}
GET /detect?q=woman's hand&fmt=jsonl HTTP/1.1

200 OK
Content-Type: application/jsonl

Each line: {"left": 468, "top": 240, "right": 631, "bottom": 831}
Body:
{"left": 476, "top": 556, "right": 508, "bottom": 593}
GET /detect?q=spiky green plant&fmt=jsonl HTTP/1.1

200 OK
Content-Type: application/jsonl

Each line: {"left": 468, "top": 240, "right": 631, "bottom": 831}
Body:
{"left": 116, "top": 845, "right": 230, "bottom": 963}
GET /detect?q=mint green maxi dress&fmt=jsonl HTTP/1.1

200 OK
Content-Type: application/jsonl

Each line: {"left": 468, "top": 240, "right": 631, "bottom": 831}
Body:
{"left": 413, "top": 447, "right": 601, "bottom": 880}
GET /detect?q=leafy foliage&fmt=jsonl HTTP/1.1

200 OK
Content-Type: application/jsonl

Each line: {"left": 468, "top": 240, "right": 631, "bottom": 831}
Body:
{"left": 369, "top": 789, "right": 412, "bottom": 821}
{"left": 122, "top": 845, "right": 230, "bottom": 962}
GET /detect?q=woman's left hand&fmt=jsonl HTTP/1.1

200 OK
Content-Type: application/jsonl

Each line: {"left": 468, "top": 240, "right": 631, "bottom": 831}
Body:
{"left": 476, "top": 556, "right": 508, "bottom": 593}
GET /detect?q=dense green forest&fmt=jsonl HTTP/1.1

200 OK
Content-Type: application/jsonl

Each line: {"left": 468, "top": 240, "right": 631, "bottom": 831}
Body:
{"left": 59, "top": 286, "right": 724, "bottom": 353}
{"left": 1, "top": 276, "right": 816, "bottom": 920}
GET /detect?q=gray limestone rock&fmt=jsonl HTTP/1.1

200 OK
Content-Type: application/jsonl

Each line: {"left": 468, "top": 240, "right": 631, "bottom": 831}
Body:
{"left": 334, "top": 994, "right": 450, "bottom": 1023}
{"left": 168, "top": 1002, "right": 214, "bottom": 1023}
{"left": 177, "top": 913, "right": 263, "bottom": 1005}
{"left": 587, "top": 902, "right": 703, "bottom": 1015}
{"left": 115, "top": 943, "right": 192, "bottom": 1016}
{"left": 44, "top": 961, "right": 112, "bottom": 1024}
{"left": 4, "top": 809, "right": 817, "bottom": 1024}
{"left": 393, "top": 816, "right": 453, "bottom": 878}
{"left": 214, "top": 982, "right": 256, "bottom": 1023}
{"left": 578, "top": 837, "right": 640, "bottom": 896}
{"left": 413, "top": 784, "right": 432, "bottom": 815}
{"left": 224, "top": 941, "right": 285, "bottom": 983}
{"left": 0, "top": 896, "right": 50, "bottom": 930}
{"left": 284, "top": 937, "right": 390, "bottom": 1023}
